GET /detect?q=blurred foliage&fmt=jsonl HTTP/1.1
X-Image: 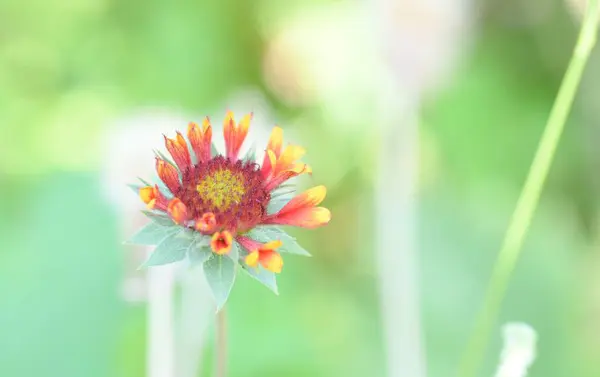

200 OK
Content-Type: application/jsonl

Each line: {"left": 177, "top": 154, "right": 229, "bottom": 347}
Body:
{"left": 1, "top": 0, "right": 600, "bottom": 376}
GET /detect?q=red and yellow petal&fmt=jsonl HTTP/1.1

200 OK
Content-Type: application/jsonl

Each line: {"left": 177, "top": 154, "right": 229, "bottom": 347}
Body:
{"left": 140, "top": 185, "right": 169, "bottom": 211}
{"left": 155, "top": 157, "right": 181, "bottom": 194}
{"left": 238, "top": 237, "right": 284, "bottom": 273}
{"left": 280, "top": 185, "right": 326, "bottom": 212}
{"left": 261, "top": 126, "right": 284, "bottom": 173}
{"left": 259, "top": 249, "right": 283, "bottom": 273}
{"left": 188, "top": 118, "right": 212, "bottom": 163}
{"left": 164, "top": 132, "right": 191, "bottom": 171}
{"left": 195, "top": 212, "right": 217, "bottom": 233}
{"left": 245, "top": 250, "right": 260, "bottom": 267}
{"left": 264, "top": 206, "right": 331, "bottom": 228}
{"left": 273, "top": 145, "right": 306, "bottom": 176}
{"left": 223, "top": 111, "right": 251, "bottom": 161}
{"left": 260, "top": 149, "right": 278, "bottom": 178}
{"left": 167, "top": 198, "right": 188, "bottom": 224}
{"left": 139, "top": 186, "right": 155, "bottom": 204}
{"left": 211, "top": 231, "right": 233, "bottom": 255}
{"left": 267, "top": 126, "right": 283, "bottom": 156}
{"left": 263, "top": 162, "right": 310, "bottom": 192}
{"left": 262, "top": 185, "right": 330, "bottom": 228}
{"left": 259, "top": 131, "right": 309, "bottom": 190}
{"left": 258, "top": 240, "right": 283, "bottom": 273}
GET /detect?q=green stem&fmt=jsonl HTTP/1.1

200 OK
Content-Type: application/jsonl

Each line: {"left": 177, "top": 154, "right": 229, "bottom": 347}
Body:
{"left": 458, "top": 2, "right": 600, "bottom": 377}
{"left": 215, "top": 308, "right": 227, "bottom": 377}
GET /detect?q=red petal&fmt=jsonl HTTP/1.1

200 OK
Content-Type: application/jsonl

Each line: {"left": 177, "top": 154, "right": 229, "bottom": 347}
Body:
{"left": 155, "top": 158, "right": 181, "bottom": 194}
{"left": 167, "top": 198, "right": 188, "bottom": 224}
{"left": 164, "top": 133, "right": 191, "bottom": 172}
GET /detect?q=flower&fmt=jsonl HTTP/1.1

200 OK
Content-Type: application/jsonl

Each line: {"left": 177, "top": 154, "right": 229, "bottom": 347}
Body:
{"left": 133, "top": 111, "right": 331, "bottom": 278}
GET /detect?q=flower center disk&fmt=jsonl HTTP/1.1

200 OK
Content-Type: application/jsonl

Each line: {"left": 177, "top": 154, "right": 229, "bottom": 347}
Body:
{"left": 196, "top": 169, "right": 245, "bottom": 210}
{"left": 177, "top": 156, "right": 271, "bottom": 232}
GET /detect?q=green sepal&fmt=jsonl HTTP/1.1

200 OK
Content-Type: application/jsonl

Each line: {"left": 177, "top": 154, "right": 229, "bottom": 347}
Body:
{"left": 267, "top": 185, "right": 295, "bottom": 214}
{"left": 267, "top": 196, "right": 291, "bottom": 215}
{"left": 128, "top": 177, "right": 154, "bottom": 194}
{"left": 140, "top": 229, "right": 197, "bottom": 268}
{"left": 246, "top": 226, "right": 311, "bottom": 256}
{"left": 155, "top": 180, "right": 173, "bottom": 198}
{"left": 187, "top": 237, "right": 212, "bottom": 267}
{"left": 203, "top": 253, "right": 236, "bottom": 311}
{"left": 153, "top": 149, "right": 177, "bottom": 169}
{"left": 125, "top": 221, "right": 179, "bottom": 246}
{"left": 128, "top": 183, "right": 141, "bottom": 194}
{"left": 240, "top": 264, "right": 279, "bottom": 295}
{"left": 270, "top": 184, "right": 295, "bottom": 198}
{"left": 141, "top": 210, "right": 175, "bottom": 226}
{"left": 139, "top": 177, "right": 153, "bottom": 186}
{"left": 242, "top": 143, "right": 257, "bottom": 163}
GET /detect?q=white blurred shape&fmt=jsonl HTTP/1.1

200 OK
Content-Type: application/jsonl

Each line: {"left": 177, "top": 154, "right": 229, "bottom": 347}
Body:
{"left": 264, "top": 2, "right": 472, "bottom": 377}
{"left": 100, "top": 108, "right": 194, "bottom": 377}
{"left": 375, "top": 0, "right": 472, "bottom": 95}
{"left": 373, "top": 87, "right": 424, "bottom": 377}
{"left": 262, "top": 3, "right": 379, "bottom": 129}
{"left": 494, "top": 323, "right": 538, "bottom": 377}
{"left": 371, "top": 1, "right": 472, "bottom": 377}
{"left": 100, "top": 108, "right": 194, "bottom": 214}
{"left": 262, "top": 0, "right": 471, "bottom": 123}
{"left": 567, "top": 0, "right": 586, "bottom": 17}
{"left": 176, "top": 268, "right": 212, "bottom": 377}
{"left": 147, "top": 266, "right": 177, "bottom": 377}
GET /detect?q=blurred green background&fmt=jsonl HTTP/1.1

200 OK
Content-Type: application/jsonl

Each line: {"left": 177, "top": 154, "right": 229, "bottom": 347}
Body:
{"left": 1, "top": 0, "right": 600, "bottom": 376}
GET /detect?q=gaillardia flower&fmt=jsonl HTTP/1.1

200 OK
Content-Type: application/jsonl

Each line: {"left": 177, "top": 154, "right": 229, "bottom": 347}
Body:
{"left": 127, "top": 111, "right": 330, "bottom": 308}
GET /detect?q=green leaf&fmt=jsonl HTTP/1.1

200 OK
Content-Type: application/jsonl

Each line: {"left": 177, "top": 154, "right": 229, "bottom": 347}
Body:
{"left": 203, "top": 253, "right": 236, "bottom": 311}
{"left": 141, "top": 229, "right": 196, "bottom": 267}
{"left": 126, "top": 221, "right": 179, "bottom": 246}
{"left": 241, "top": 264, "right": 279, "bottom": 294}
{"left": 141, "top": 210, "right": 174, "bottom": 226}
{"left": 246, "top": 227, "right": 311, "bottom": 256}
{"left": 188, "top": 243, "right": 212, "bottom": 267}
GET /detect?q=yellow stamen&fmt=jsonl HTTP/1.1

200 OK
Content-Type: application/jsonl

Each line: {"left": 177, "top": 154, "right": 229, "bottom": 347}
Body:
{"left": 196, "top": 168, "right": 246, "bottom": 210}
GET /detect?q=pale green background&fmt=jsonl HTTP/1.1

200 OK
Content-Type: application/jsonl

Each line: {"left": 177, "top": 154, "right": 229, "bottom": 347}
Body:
{"left": 1, "top": 0, "right": 599, "bottom": 376}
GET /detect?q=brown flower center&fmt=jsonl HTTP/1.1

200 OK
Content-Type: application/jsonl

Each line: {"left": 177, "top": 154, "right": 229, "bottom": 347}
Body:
{"left": 176, "top": 156, "right": 270, "bottom": 232}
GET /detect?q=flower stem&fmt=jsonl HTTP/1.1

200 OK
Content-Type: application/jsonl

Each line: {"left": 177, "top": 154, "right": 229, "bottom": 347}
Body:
{"left": 458, "top": 2, "right": 600, "bottom": 377}
{"left": 215, "top": 308, "right": 227, "bottom": 377}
